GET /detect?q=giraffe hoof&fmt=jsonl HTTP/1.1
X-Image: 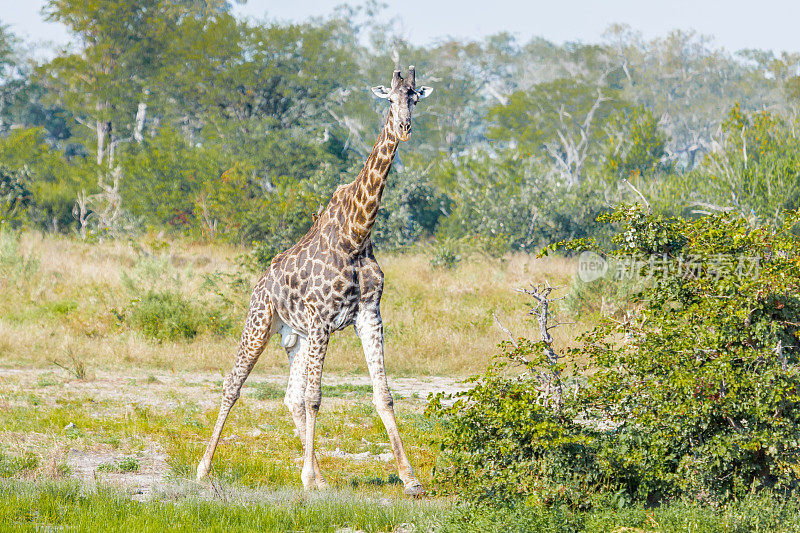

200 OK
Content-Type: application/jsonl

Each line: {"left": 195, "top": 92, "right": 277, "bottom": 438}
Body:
{"left": 301, "top": 469, "right": 315, "bottom": 491}
{"left": 403, "top": 482, "right": 425, "bottom": 498}
{"left": 196, "top": 462, "right": 210, "bottom": 482}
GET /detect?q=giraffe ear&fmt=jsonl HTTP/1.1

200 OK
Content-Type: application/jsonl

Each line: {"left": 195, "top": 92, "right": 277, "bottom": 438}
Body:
{"left": 416, "top": 86, "right": 433, "bottom": 99}
{"left": 371, "top": 85, "right": 391, "bottom": 99}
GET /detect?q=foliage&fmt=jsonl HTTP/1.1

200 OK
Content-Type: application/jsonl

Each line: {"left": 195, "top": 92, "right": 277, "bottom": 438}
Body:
{"left": 0, "top": 128, "right": 95, "bottom": 231}
{"left": 601, "top": 105, "right": 669, "bottom": 179}
{"left": 434, "top": 151, "right": 607, "bottom": 252}
{"left": 426, "top": 336, "right": 594, "bottom": 506}
{"left": 372, "top": 166, "right": 445, "bottom": 249}
{"left": 126, "top": 290, "right": 205, "bottom": 342}
{"left": 4, "top": 4, "right": 800, "bottom": 253}
{"left": 487, "top": 78, "right": 627, "bottom": 153}
{"left": 690, "top": 104, "right": 800, "bottom": 226}
{"left": 428, "top": 239, "right": 462, "bottom": 270}
{"left": 428, "top": 205, "right": 800, "bottom": 505}
{"left": 118, "top": 254, "right": 238, "bottom": 341}
{"left": 0, "top": 165, "right": 32, "bottom": 226}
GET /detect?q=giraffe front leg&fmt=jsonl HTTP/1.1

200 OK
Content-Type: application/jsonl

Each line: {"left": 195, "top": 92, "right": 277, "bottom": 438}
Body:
{"left": 283, "top": 334, "right": 326, "bottom": 489}
{"left": 300, "top": 328, "right": 330, "bottom": 491}
{"left": 198, "top": 298, "right": 275, "bottom": 481}
{"left": 355, "top": 309, "right": 424, "bottom": 497}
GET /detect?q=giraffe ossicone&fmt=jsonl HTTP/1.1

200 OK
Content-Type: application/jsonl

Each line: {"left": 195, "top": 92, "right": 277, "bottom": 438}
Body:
{"left": 196, "top": 63, "right": 432, "bottom": 497}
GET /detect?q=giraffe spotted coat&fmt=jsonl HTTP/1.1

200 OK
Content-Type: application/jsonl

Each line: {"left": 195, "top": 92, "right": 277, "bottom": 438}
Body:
{"left": 196, "top": 65, "right": 432, "bottom": 496}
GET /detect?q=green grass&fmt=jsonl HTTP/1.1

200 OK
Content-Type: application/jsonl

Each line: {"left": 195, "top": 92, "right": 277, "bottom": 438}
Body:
{"left": 0, "top": 481, "right": 444, "bottom": 532}
{"left": 97, "top": 457, "right": 140, "bottom": 474}
{"left": 325, "top": 383, "right": 374, "bottom": 398}
{"left": 247, "top": 381, "right": 283, "bottom": 400}
{"left": 440, "top": 496, "right": 800, "bottom": 533}
{"left": 0, "top": 378, "right": 439, "bottom": 493}
{"left": 0, "top": 452, "right": 39, "bottom": 479}
{"left": 249, "top": 382, "right": 376, "bottom": 401}
{"left": 3, "top": 480, "right": 799, "bottom": 532}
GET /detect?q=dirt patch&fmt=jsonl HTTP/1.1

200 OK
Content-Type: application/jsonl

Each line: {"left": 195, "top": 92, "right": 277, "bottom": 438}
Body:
{"left": 0, "top": 367, "right": 467, "bottom": 411}
{"left": 1, "top": 365, "right": 467, "bottom": 500}
{"left": 67, "top": 443, "right": 170, "bottom": 501}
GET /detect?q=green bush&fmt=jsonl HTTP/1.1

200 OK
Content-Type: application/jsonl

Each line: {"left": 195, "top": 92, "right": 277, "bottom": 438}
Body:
{"left": 432, "top": 151, "right": 608, "bottom": 255}
{"left": 126, "top": 289, "right": 237, "bottom": 342}
{"left": 428, "top": 205, "right": 800, "bottom": 506}
{"left": 0, "top": 165, "right": 33, "bottom": 227}
{"left": 128, "top": 290, "right": 202, "bottom": 341}
{"left": 428, "top": 239, "right": 462, "bottom": 270}
{"left": 426, "top": 337, "right": 596, "bottom": 507}
{"left": 119, "top": 254, "right": 240, "bottom": 341}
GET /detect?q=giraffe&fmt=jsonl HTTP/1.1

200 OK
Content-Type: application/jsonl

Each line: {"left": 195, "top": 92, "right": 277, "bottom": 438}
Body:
{"left": 196, "top": 63, "right": 432, "bottom": 497}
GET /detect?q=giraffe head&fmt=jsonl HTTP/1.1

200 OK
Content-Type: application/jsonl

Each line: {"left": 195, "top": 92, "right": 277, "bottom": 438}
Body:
{"left": 371, "top": 64, "right": 432, "bottom": 142}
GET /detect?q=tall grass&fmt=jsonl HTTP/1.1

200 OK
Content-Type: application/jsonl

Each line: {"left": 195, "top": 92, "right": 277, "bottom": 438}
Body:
{"left": 0, "top": 481, "right": 444, "bottom": 532}
{"left": 0, "top": 232, "right": 582, "bottom": 375}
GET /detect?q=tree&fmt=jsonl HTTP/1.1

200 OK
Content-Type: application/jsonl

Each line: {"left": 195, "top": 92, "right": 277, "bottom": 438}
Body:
{"left": 689, "top": 104, "right": 800, "bottom": 226}
{"left": 0, "top": 127, "right": 94, "bottom": 231}
{"left": 428, "top": 205, "right": 800, "bottom": 505}
{"left": 0, "top": 166, "right": 32, "bottom": 227}
{"left": 601, "top": 105, "right": 669, "bottom": 180}
{"left": 40, "top": 0, "right": 202, "bottom": 166}
{"left": 487, "top": 78, "right": 628, "bottom": 185}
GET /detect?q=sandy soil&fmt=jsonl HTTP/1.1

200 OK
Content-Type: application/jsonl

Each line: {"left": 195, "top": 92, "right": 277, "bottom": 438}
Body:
{"left": 0, "top": 367, "right": 467, "bottom": 410}
{"left": 0, "top": 366, "right": 467, "bottom": 501}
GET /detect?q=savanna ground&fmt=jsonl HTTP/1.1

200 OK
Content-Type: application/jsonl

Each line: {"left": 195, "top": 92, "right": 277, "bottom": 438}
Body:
{"left": 3, "top": 232, "right": 798, "bottom": 531}
{"left": 0, "top": 231, "right": 581, "bottom": 531}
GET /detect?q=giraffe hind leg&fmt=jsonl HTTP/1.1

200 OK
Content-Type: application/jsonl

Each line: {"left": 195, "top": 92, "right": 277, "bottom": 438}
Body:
{"left": 283, "top": 334, "right": 327, "bottom": 489}
{"left": 197, "top": 295, "right": 276, "bottom": 481}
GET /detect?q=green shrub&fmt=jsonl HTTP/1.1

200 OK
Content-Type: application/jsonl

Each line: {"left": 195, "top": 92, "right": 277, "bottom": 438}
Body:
{"left": 119, "top": 255, "right": 239, "bottom": 341}
{"left": 97, "top": 457, "right": 140, "bottom": 473}
{"left": 428, "top": 239, "right": 462, "bottom": 270}
{"left": 128, "top": 290, "right": 203, "bottom": 341}
{"left": 428, "top": 205, "right": 800, "bottom": 506}
{"left": 0, "top": 165, "right": 33, "bottom": 227}
{"left": 426, "top": 338, "right": 596, "bottom": 507}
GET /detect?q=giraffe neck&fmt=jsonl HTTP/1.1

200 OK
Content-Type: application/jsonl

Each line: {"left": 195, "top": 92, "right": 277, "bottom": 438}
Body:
{"left": 346, "top": 108, "right": 401, "bottom": 245}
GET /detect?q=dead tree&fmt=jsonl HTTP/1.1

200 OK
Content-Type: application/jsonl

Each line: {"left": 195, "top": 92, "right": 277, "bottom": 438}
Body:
{"left": 546, "top": 88, "right": 609, "bottom": 187}
{"left": 494, "top": 281, "right": 569, "bottom": 411}
{"left": 90, "top": 167, "right": 123, "bottom": 234}
{"left": 72, "top": 190, "right": 91, "bottom": 240}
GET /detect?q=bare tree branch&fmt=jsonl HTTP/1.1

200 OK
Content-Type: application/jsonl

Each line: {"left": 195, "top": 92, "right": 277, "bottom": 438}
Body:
{"left": 492, "top": 311, "right": 519, "bottom": 348}
{"left": 622, "top": 178, "right": 651, "bottom": 212}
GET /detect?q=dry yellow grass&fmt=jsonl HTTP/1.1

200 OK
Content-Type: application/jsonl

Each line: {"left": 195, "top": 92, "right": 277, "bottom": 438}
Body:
{"left": 0, "top": 232, "right": 585, "bottom": 377}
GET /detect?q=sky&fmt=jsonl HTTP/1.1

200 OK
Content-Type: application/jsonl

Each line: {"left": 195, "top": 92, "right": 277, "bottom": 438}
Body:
{"left": 2, "top": 0, "right": 800, "bottom": 57}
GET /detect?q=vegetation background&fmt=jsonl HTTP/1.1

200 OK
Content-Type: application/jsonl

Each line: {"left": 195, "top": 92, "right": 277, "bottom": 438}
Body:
{"left": 2, "top": 0, "right": 800, "bottom": 531}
